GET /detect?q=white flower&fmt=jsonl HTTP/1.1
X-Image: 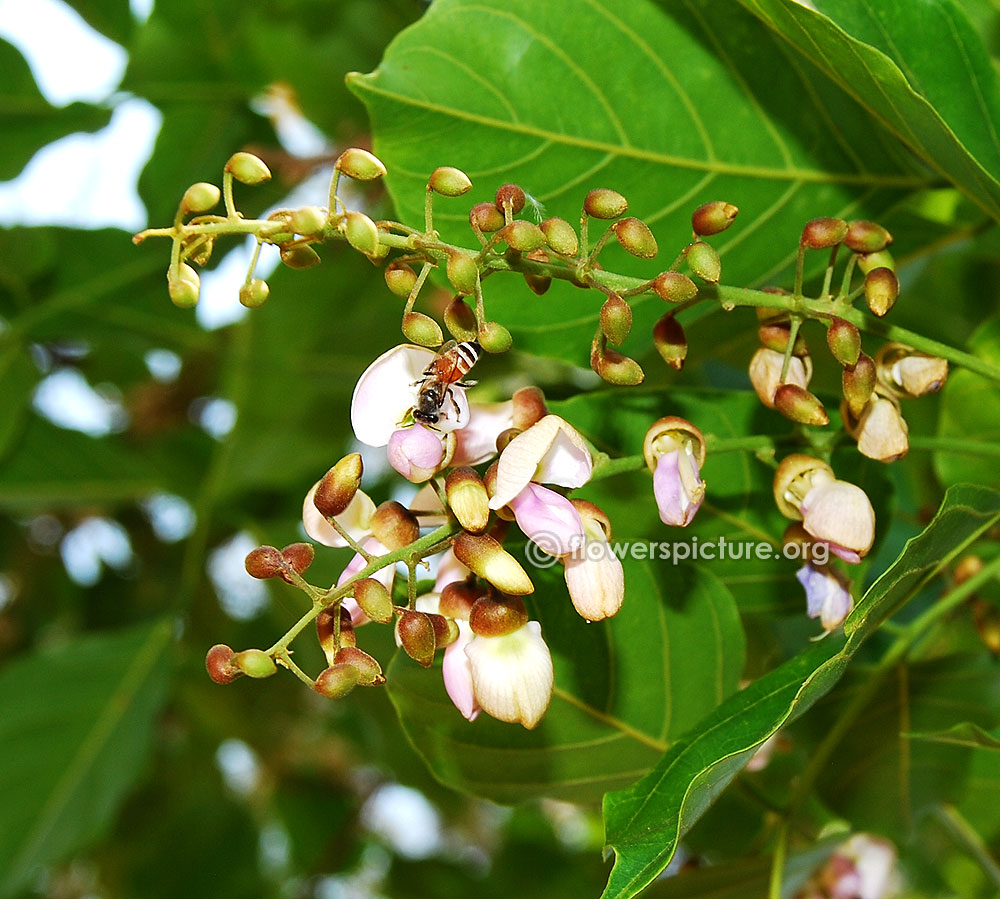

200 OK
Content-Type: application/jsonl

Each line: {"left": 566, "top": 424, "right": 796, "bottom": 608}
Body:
{"left": 563, "top": 510, "right": 624, "bottom": 621}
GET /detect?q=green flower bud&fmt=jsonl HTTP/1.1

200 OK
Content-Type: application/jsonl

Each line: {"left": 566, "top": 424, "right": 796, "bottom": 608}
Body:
{"left": 402, "top": 311, "right": 444, "bottom": 347}
{"left": 864, "top": 267, "right": 899, "bottom": 317}
{"left": 385, "top": 262, "right": 418, "bottom": 299}
{"left": 600, "top": 293, "right": 632, "bottom": 346}
{"left": 592, "top": 347, "right": 645, "bottom": 385}
{"left": 239, "top": 278, "right": 270, "bottom": 308}
{"left": 313, "top": 663, "right": 360, "bottom": 698}
{"left": 353, "top": 577, "right": 394, "bottom": 624}
{"left": 522, "top": 249, "right": 552, "bottom": 296}
{"left": 335, "top": 148, "right": 386, "bottom": 181}
{"left": 774, "top": 384, "right": 829, "bottom": 426}
{"left": 653, "top": 313, "right": 686, "bottom": 370}
{"left": 280, "top": 244, "right": 321, "bottom": 269}
{"left": 225, "top": 152, "right": 271, "bottom": 185}
{"left": 843, "top": 352, "right": 877, "bottom": 418}
{"left": 845, "top": 220, "right": 892, "bottom": 254}
{"left": 494, "top": 183, "right": 526, "bottom": 215}
{"left": 234, "top": 648, "right": 277, "bottom": 679}
{"left": 446, "top": 251, "right": 479, "bottom": 295}
{"left": 503, "top": 220, "right": 546, "bottom": 253}
{"left": 396, "top": 610, "right": 437, "bottom": 667}
{"left": 611, "top": 217, "right": 658, "bottom": 258}
{"left": 652, "top": 271, "right": 698, "bottom": 304}
{"left": 691, "top": 201, "right": 738, "bottom": 236}
{"left": 333, "top": 646, "right": 384, "bottom": 685}
{"left": 686, "top": 241, "right": 721, "bottom": 283}
{"left": 453, "top": 532, "right": 534, "bottom": 595}
{"left": 469, "top": 594, "right": 529, "bottom": 638}
{"left": 446, "top": 467, "right": 490, "bottom": 534}
{"left": 827, "top": 317, "right": 861, "bottom": 367}
{"left": 181, "top": 182, "right": 221, "bottom": 215}
{"left": 857, "top": 249, "right": 895, "bottom": 274}
{"left": 444, "top": 296, "right": 478, "bottom": 341}
{"left": 540, "top": 217, "right": 579, "bottom": 256}
{"left": 429, "top": 166, "right": 472, "bottom": 197}
{"left": 478, "top": 320, "right": 512, "bottom": 353}
{"left": 168, "top": 262, "right": 200, "bottom": 308}
{"left": 205, "top": 644, "right": 241, "bottom": 684}
{"left": 343, "top": 211, "right": 380, "bottom": 256}
{"left": 800, "top": 217, "right": 848, "bottom": 249}
{"left": 290, "top": 205, "right": 327, "bottom": 237}
{"left": 469, "top": 202, "right": 505, "bottom": 233}
{"left": 371, "top": 500, "right": 420, "bottom": 550}
{"left": 584, "top": 188, "right": 627, "bottom": 219}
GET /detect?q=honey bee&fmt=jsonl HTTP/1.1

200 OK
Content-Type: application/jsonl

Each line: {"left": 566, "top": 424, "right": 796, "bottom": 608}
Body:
{"left": 412, "top": 340, "right": 482, "bottom": 425}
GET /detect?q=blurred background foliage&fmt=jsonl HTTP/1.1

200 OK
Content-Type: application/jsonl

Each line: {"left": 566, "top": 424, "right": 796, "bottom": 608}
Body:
{"left": 2, "top": 0, "right": 1000, "bottom": 897}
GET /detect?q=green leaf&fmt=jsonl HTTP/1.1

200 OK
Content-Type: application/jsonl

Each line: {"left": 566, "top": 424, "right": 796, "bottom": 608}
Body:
{"left": 0, "top": 620, "right": 173, "bottom": 898}
{"left": 350, "top": 0, "right": 931, "bottom": 364}
{"left": 388, "top": 561, "right": 745, "bottom": 804}
{"left": 906, "top": 721, "right": 1000, "bottom": 751}
{"left": 600, "top": 482, "right": 1000, "bottom": 899}
{"left": 737, "top": 0, "right": 1000, "bottom": 221}
{"left": 0, "top": 40, "right": 111, "bottom": 181}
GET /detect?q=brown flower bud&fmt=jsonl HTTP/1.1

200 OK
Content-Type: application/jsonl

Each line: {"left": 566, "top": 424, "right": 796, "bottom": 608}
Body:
{"left": 512, "top": 386, "right": 548, "bottom": 430}
{"left": 281, "top": 542, "right": 315, "bottom": 579}
{"left": 280, "top": 244, "right": 321, "bottom": 270}
{"left": 503, "top": 220, "right": 546, "bottom": 253}
{"left": 385, "top": 262, "right": 418, "bottom": 298}
{"left": 446, "top": 467, "right": 490, "bottom": 534}
{"left": 313, "top": 663, "right": 360, "bottom": 698}
{"left": 205, "top": 644, "right": 241, "bottom": 684}
{"left": 225, "top": 152, "right": 271, "bottom": 185}
{"left": 469, "top": 594, "right": 529, "bottom": 637}
{"left": 478, "top": 320, "right": 512, "bottom": 353}
{"left": 335, "top": 148, "right": 386, "bottom": 181}
{"left": 652, "top": 271, "right": 698, "bottom": 304}
{"left": 181, "top": 182, "right": 221, "bottom": 215}
{"left": 611, "top": 217, "right": 658, "bottom": 258}
{"left": 439, "top": 581, "right": 483, "bottom": 619}
{"left": 453, "top": 532, "right": 533, "bottom": 594}
{"left": 333, "top": 646, "right": 384, "bottom": 685}
{"left": 427, "top": 612, "right": 459, "bottom": 648}
{"left": 691, "top": 201, "right": 738, "bottom": 236}
{"left": 314, "top": 454, "right": 363, "bottom": 518}
{"left": 353, "top": 578, "right": 394, "bottom": 624}
{"left": 600, "top": 293, "right": 632, "bottom": 346}
{"left": 396, "top": 610, "right": 437, "bottom": 667}
{"left": 843, "top": 352, "right": 877, "bottom": 417}
{"left": 686, "top": 241, "right": 721, "bottom": 283}
{"left": 469, "top": 201, "right": 505, "bottom": 233}
{"left": 444, "top": 296, "right": 478, "bottom": 341}
{"left": 584, "top": 188, "right": 627, "bottom": 219}
{"left": 826, "top": 317, "right": 861, "bottom": 367}
{"left": 317, "top": 606, "right": 355, "bottom": 664}
{"left": 540, "top": 217, "right": 579, "bottom": 256}
{"left": 371, "top": 501, "right": 420, "bottom": 550}
{"left": 495, "top": 183, "right": 526, "bottom": 215}
{"left": 522, "top": 248, "right": 552, "bottom": 296}
{"left": 446, "top": 251, "right": 479, "bottom": 295}
{"left": 402, "top": 311, "right": 444, "bottom": 347}
{"left": 758, "top": 323, "right": 809, "bottom": 356}
{"left": 864, "top": 267, "right": 899, "bottom": 317}
{"left": 845, "top": 220, "right": 892, "bottom": 253}
{"left": 592, "top": 347, "right": 645, "bottom": 386}
{"left": 428, "top": 166, "right": 472, "bottom": 197}
{"left": 233, "top": 648, "right": 276, "bottom": 678}
{"left": 653, "top": 313, "right": 687, "bottom": 370}
{"left": 800, "top": 217, "right": 847, "bottom": 249}
{"left": 245, "top": 545, "right": 284, "bottom": 579}
{"left": 774, "top": 384, "right": 829, "bottom": 426}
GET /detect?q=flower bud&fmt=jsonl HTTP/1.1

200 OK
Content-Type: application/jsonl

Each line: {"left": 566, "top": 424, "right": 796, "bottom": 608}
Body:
{"left": 774, "top": 384, "right": 829, "bottom": 426}
{"left": 827, "top": 317, "right": 861, "bottom": 367}
{"left": 453, "top": 532, "right": 534, "bottom": 594}
{"left": 843, "top": 352, "right": 876, "bottom": 417}
{"left": 857, "top": 248, "right": 895, "bottom": 274}
{"left": 281, "top": 542, "right": 315, "bottom": 578}
{"left": 280, "top": 244, "right": 321, "bottom": 269}
{"left": 239, "top": 278, "right": 269, "bottom": 308}
{"left": 169, "top": 262, "right": 200, "bottom": 308}
{"left": 334, "top": 148, "right": 386, "bottom": 181}
{"left": 592, "top": 347, "right": 645, "bottom": 386}
{"left": 446, "top": 251, "right": 479, "bottom": 295}
{"left": 864, "top": 267, "right": 898, "bottom": 317}
{"left": 333, "top": 646, "right": 384, "bottom": 685}
{"left": 469, "top": 594, "right": 529, "bottom": 637}
{"left": 384, "top": 261, "right": 418, "bottom": 298}
{"left": 495, "top": 184, "right": 526, "bottom": 215}
{"left": 313, "top": 663, "right": 360, "bottom": 698}
{"left": 234, "top": 649, "right": 276, "bottom": 678}
{"left": 512, "top": 386, "right": 548, "bottom": 431}
{"left": 748, "top": 347, "right": 812, "bottom": 409}
{"left": 876, "top": 345, "right": 948, "bottom": 397}
{"left": 314, "top": 454, "right": 363, "bottom": 518}
{"left": 443, "top": 296, "right": 478, "bottom": 341}
{"left": 396, "top": 610, "right": 437, "bottom": 667}
{"left": 428, "top": 612, "right": 459, "bottom": 648}
{"left": 686, "top": 241, "right": 721, "bottom": 283}
{"left": 758, "top": 323, "right": 808, "bottom": 356}
{"left": 181, "top": 182, "right": 221, "bottom": 215}
{"left": 692, "top": 201, "right": 738, "bottom": 236}
{"left": 469, "top": 201, "right": 505, "bottom": 233}
{"left": 429, "top": 166, "right": 472, "bottom": 197}
{"left": 772, "top": 453, "right": 833, "bottom": 520}
{"left": 478, "top": 320, "right": 512, "bottom": 353}
{"left": 446, "top": 467, "right": 490, "bottom": 534}
{"left": 845, "top": 395, "right": 909, "bottom": 462}
{"left": 503, "top": 220, "right": 546, "bottom": 253}
{"left": 317, "top": 606, "right": 355, "bottom": 663}
{"left": 800, "top": 217, "right": 847, "bottom": 249}
{"left": 600, "top": 293, "right": 632, "bottom": 346}
{"left": 343, "top": 211, "right": 380, "bottom": 256}
{"left": 584, "top": 188, "right": 627, "bottom": 219}
{"left": 371, "top": 501, "right": 420, "bottom": 550}
{"left": 245, "top": 545, "right": 284, "bottom": 579}
{"left": 205, "top": 644, "right": 241, "bottom": 684}
{"left": 644, "top": 417, "right": 706, "bottom": 527}
{"left": 522, "top": 249, "right": 551, "bottom": 296}
{"left": 225, "top": 152, "right": 271, "bottom": 185}
{"left": 353, "top": 577, "right": 394, "bottom": 624}
{"left": 439, "top": 581, "right": 482, "bottom": 619}
{"left": 652, "top": 271, "right": 698, "bottom": 304}
{"left": 540, "top": 217, "right": 579, "bottom": 255}
{"left": 402, "top": 311, "right": 444, "bottom": 347}
{"left": 653, "top": 313, "right": 687, "bottom": 370}
{"left": 388, "top": 424, "right": 450, "bottom": 483}
{"left": 290, "top": 205, "right": 327, "bottom": 237}
{"left": 611, "top": 217, "right": 658, "bottom": 258}
{"left": 845, "top": 220, "right": 892, "bottom": 253}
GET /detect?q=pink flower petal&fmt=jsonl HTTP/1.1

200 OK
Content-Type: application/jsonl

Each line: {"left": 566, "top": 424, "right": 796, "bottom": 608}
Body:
{"left": 452, "top": 401, "right": 515, "bottom": 466}
{"left": 653, "top": 450, "right": 704, "bottom": 526}
{"left": 443, "top": 621, "right": 479, "bottom": 721}
{"left": 509, "top": 483, "right": 584, "bottom": 557}
{"left": 387, "top": 424, "right": 445, "bottom": 482}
